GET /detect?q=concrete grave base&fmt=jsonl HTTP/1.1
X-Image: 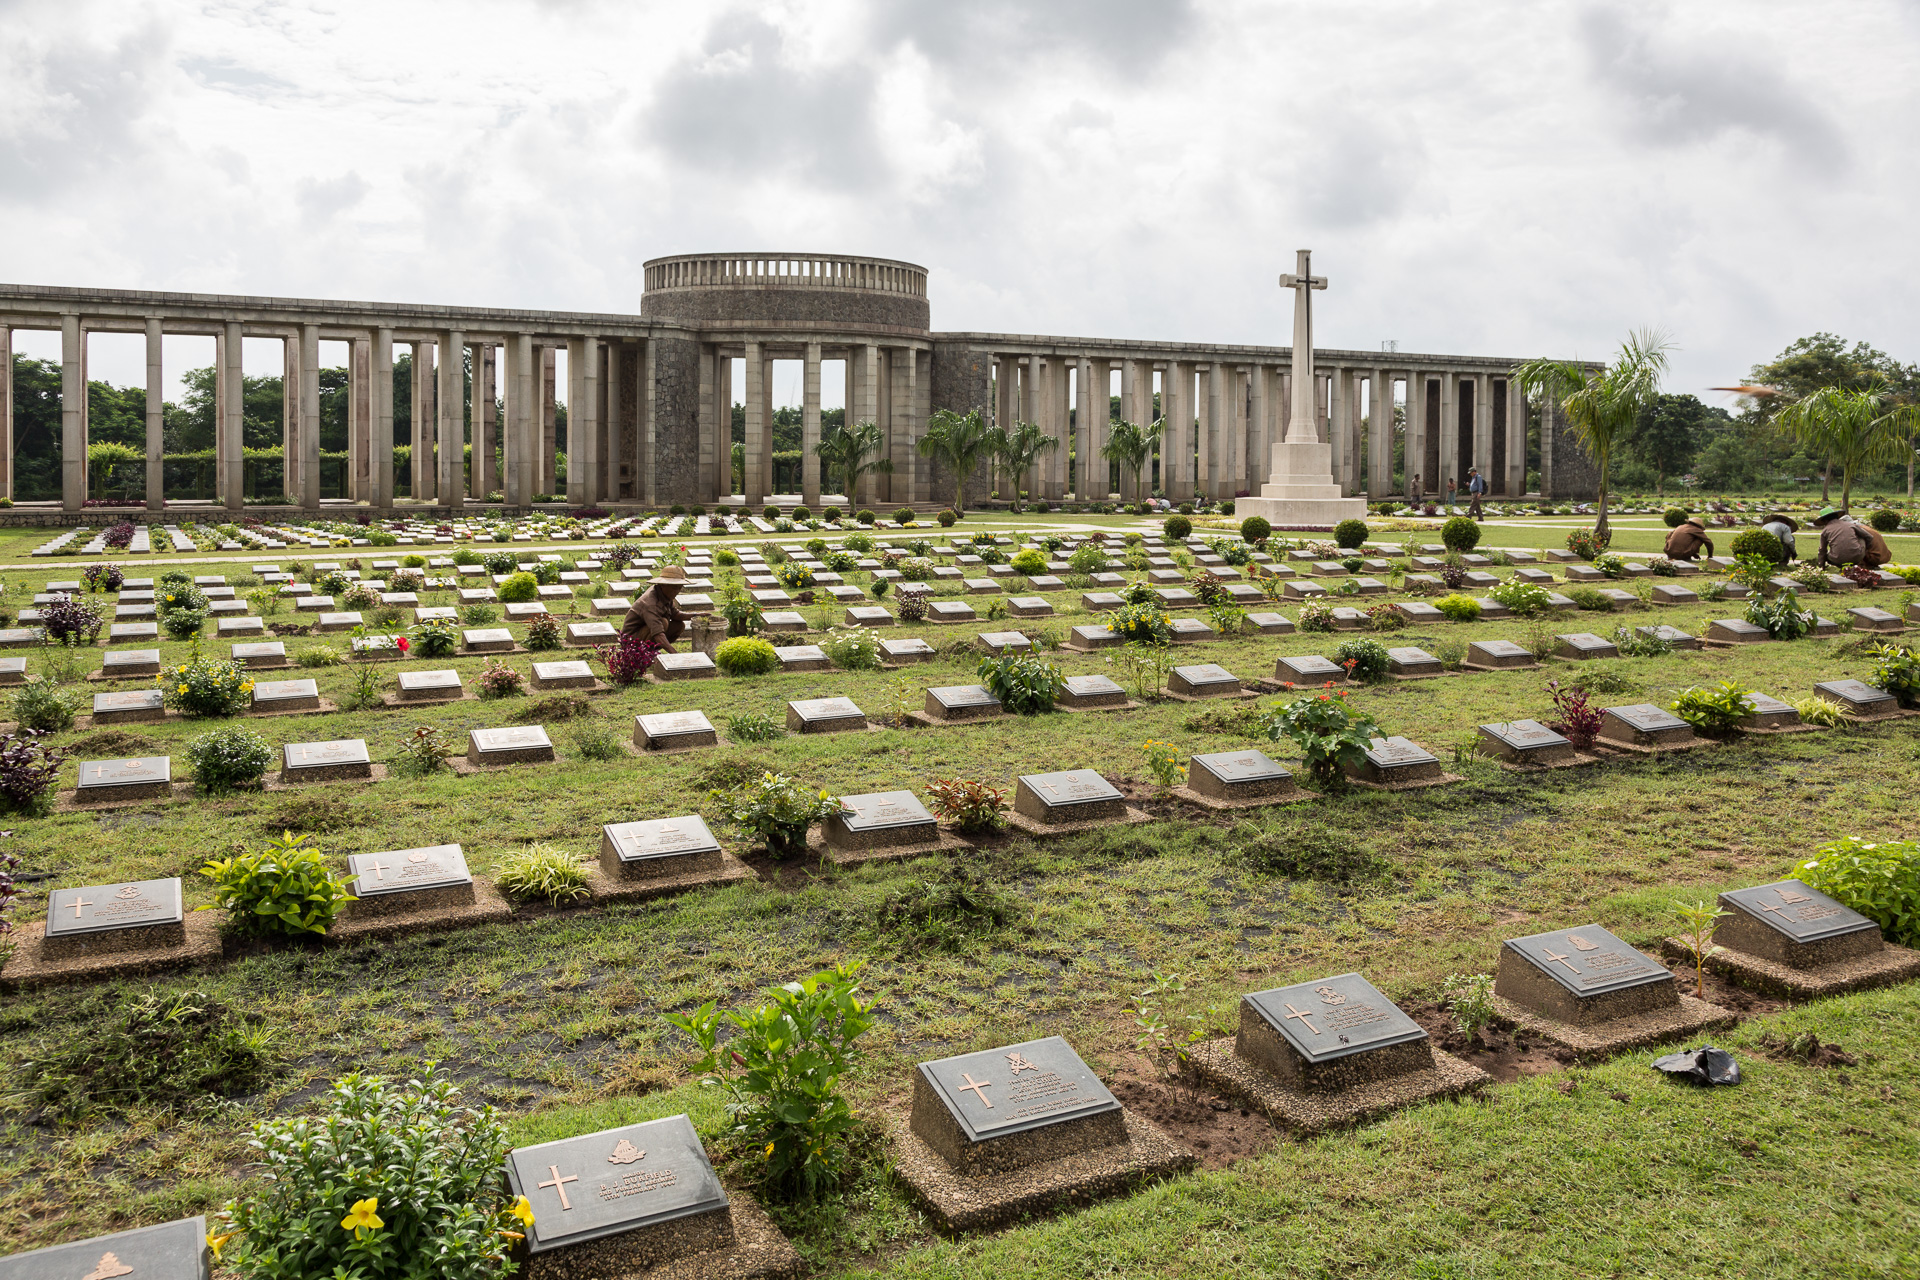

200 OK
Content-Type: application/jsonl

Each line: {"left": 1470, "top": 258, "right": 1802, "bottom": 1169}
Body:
{"left": 1658, "top": 937, "right": 1920, "bottom": 1001}
{"left": 1341, "top": 771, "right": 1464, "bottom": 792}
{"left": 805, "top": 824, "right": 976, "bottom": 868}
{"left": 1593, "top": 733, "right": 1707, "bottom": 756}
{"left": 529, "top": 675, "right": 612, "bottom": 695}
{"left": 584, "top": 854, "right": 757, "bottom": 906}
{"left": 0, "top": 910, "right": 225, "bottom": 990}
{"left": 1172, "top": 782, "right": 1309, "bottom": 812}
{"left": 87, "top": 667, "right": 170, "bottom": 682}
{"left": 1056, "top": 698, "right": 1143, "bottom": 713}
{"left": 463, "top": 643, "right": 531, "bottom": 655}
{"left": 1186, "top": 1037, "right": 1488, "bottom": 1135}
{"left": 379, "top": 690, "right": 477, "bottom": 708}
{"left": 248, "top": 697, "right": 342, "bottom": 719}
{"left": 1003, "top": 806, "right": 1153, "bottom": 838}
{"left": 1158, "top": 687, "right": 1258, "bottom": 704}
{"left": 1390, "top": 668, "right": 1461, "bottom": 681}
{"left": 886, "top": 1108, "right": 1194, "bottom": 1236}
{"left": 76, "top": 708, "right": 181, "bottom": 730}
{"left": 1740, "top": 720, "right": 1829, "bottom": 735}
{"left": 634, "top": 734, "right": 729, "bottom": 755}
{"left": 517, "top": 1184, "right": 801, "bottom": 1280}
{"left": 1841, "top": 706, "right": 1920, "bottom": 725}
{"left": 264, "top": 763, "right": 390, "bottom": 790}
{"left": 329, "top": 878, "right": 513, "bottom": 944}
{"left": 1457, "top": 659, "right": 1540, "bottom": 673}
{"left": 902, "top": 709, "right": 1004, "bottom": 729}
{"left": 54, "top": 779, "right": 184, "bottom": 809}
{"left": 448, "top": 754, "right": 555, "bottom": 774}
{"left": 1488, "top": 991, "right": 1734, "bottom": 1058}
{"left": 1488, "top": 751, "right": 1602, "bottom": 772}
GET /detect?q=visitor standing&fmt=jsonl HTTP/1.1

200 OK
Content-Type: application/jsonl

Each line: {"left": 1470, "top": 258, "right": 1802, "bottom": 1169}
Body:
{"left": 1444, "top": 476, "right": 1456, "bottom": 513}
{"left": 1466, "top": 467, "right": 1486, "bottom": 519}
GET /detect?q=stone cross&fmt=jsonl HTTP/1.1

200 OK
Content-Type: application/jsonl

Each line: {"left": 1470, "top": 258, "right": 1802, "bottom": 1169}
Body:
{"left": 1278, "top": 249, "right": 1328, "bottom": 445}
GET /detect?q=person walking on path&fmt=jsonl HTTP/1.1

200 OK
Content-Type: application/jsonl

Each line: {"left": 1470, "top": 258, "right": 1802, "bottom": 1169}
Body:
{"left": 1812, "top": 507, "right": 1891, "bottom": 569}
{"left": 1662, "top": 516, "right": 1715, "bottom": 561}
{"left": 1466, "top": 467, "right": 1486, "bottom": 519}
{"left": 1760, "top": 514, "right": 1800, "bottom": 562}
{"left": 622, "top": 564, "right": 693, "bottom": 650}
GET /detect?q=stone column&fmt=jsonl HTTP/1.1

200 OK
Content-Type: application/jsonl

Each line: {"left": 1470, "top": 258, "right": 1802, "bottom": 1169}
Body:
{"left": 801, "top": 341, "right": 822, "bottom": 506}
{"left": 1474, "top": 371, "right": 1492, "bottom": 487}
{"left": 144, "top": 317, "right": 165, "bottom": 510}
{"left": 995, "top": 357, "right": 1014, "bottom": 435}
{"left": 1163, "top": 362, "right": 1189, "bottom": 500}
{"left": 350, "top": 337, "right": 371, "bottom": 502}
{"left": 1051, "top": 358, "right": 1072, "bottom": 500}
{"left": 855, "top": 343, "right": 880, "bottom": 507}
{"left": 505, "top": 335, "right": 531, "bottom": 507}
{"left": 1250, "top": 365, "right": 1270, "bottom": 494}
{"left": 59, "top": 315, "right": 86, "bottom": 513}
{"left": 299, "top": 324, "right": 321, "bottom": 509}
{"left": 1367, "top": 369, "right": 1391, "bottom": 499}
{"left": 281, "top": 336, "right": 299, "bottom": 499}
{"left": 742, "top": 340, "right": 765, "bottom": 505}
{"left": 540, "top": 347, "right": 557, "bottom": 498}
{"left": 889, "top": 347, "right": 917, "bottom": 506}
{"left": 374, "top": 329, "right": 396, "bottom": 509}
{"left": 410, "top": 342, "right": 432, "bottom": 501}
{"left": 0, "top": 325, "right": 11, "bottom": 502}
{"left": 1438, "top": 372, "right": 1456, "bottom": 498}
{"left": 1507, "top": 378, "right": 1528, "bottom": 498}
{"left": 1330, "top": 368, "right": 1351, "bottom": 495}
{"left": 600, "top": 341, "right": 619, "bottom": 504}
{"left": 474, "top": 343, "right": 498, "bottom": 501}
{"left": 695, "top": 346, "right": 715, "bottom": 503}
{"left": 438, "top": 330, "right": 465, "bottom": 509}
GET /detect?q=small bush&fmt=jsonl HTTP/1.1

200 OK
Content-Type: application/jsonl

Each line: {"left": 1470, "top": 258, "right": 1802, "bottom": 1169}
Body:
{"left": 394, "top": 725, "right": 457, "bottom": 776}
{"left": 523, "top": 613, "right": 562, "bottom": 651}
{"left": 203, "top": 831, "right": 354, "bottom": 939}
{"left": 1546, "top": 680, "right": 1603, "bottom": 749}
{"left": 1440, "top": 515, "right": 1482, "bottom": 552}
{"left": 12, "top": 677, "right": 84, "bottom": 733}
{"left": 1163, "top": 514, "right": 1193, "bottom": 540}
{"left": 938, "top": 508, "right": 957, "bottom": 526}
{"left": 1011, "top": 548, "right": 1047, "bottom": 576}
{"left": 482, "top": 550, "right": 518, "bottom": 575}
{"left": 1869, "top": 507, "right": 1902, "bottom": 533}
{"left": 1435, "top": 593, "right": 1482, "bottom": 622}
{"left": 496, "top": 571, "right": 538, "bottom": 603}
{"left": 1241, "top": 515, "right": 1273, "bottom": 543}
{"left": 1566, "top": 527, "right": 1609, "bottom": 560}
{"left": 494, "top": 842, "right": 592, "bottom": 905}
{"left": 297, "top": 645, "right": 344, "bottom": 668}
{"left": 1669, "top": 680, "right": 1758, "bottom": 736}
{"left": 1333, "top": 518, "right": 1369, "bottom": 549}
{"left": 1567, "top": 585, "right": 1613, "bottom": 612}
{"left": 460, "top": 602, "right": 499, "bottom": 626}
{"left": 977, "top": 652, "right": 1065, "bottom": 714}
{"left": 1727, "top": 527, "right": 1786, "bottom": 563}
{"left": 711, "top": 771, "right": 842, "bottom": 858}
{"left": 925, "top": 777, "right": 1006, "bottom": 830}
{"left": 822, "top": 625, "right": 883, "bottom": 671}
{"left": 187, "top": 726, "right": 274, "bottom": 794}
{"left": 1663, "top": 506, "right": 1690, "bottom": 527}
{"left": 409, "top": 618, "right": 460, "bottom": 658}
{"left": 716, "top": 636, "right": 779, "bottom": 676}
{"left": 160, "top": 643, "right": 255, "bottom": 718}
{"left": 725, "top": 711, "right": 785, "bottom": 742}
{"left": 857, "top": 508, "right": 877, "bottom": 524}
{"left": 474, "top": 657, "right": 525, "bottom": 699}
{"left": 40, "top": 595, "right": 104, "bottom": 646}
{"left": 1490, "top": 579, "right": 1553, "bottom": 617}
{"left": 0, "top": 730, "right": 69, "bottom": 815}
{"left": 1332, "top": 637, "right": 1392, "bottom": 682}
{"left": 896, "top": 590, "right": 929, "bottom": 622}
{"left": 1795, "top": 836, "right": 1920, "bottom": 948}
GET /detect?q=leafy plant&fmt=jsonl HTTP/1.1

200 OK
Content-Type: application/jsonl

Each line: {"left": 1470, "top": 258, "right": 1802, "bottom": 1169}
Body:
{"left": 1612, "top": 625, "right": 1673, "bottom": 658}
{"left": 725, "top": 711, "right": 785, "bottom": 743}
{"left": 523, "top": 613, "right": 562, "bottom": 652}
{"left": 1258, "top": 688, "right": 1382, "bottom": 789}
{"left": 925, "top": 777, "right": 1006, "bottom": 830}
{"left": 977, "top": 651, "right": 1064, "bottom": 714}
{"left": 1295, "top": 598, "right": 1336, "bottom": 632}
{"left": 1792, "top": 694, "right": 1850, "bottom": 727}
{"left": 664, "top": 962, "right": 874, "bottom": 1202}
{"left": 1868, "top": 640, "right": 1920, "bottom": 706}
{"left": 1114, "top": 639, "right": 1176, "bottom": 700}
{"left": 203, "top": 831, "right": 355, "bottom": 939}
{"left": 402, "top": 617, "right": 456, "bottom": 658}
{"left": 567, "top": 716, "right": 624, "bottom": 761}
{"left": 711, "top": 771, "right": 841, "bottom": 858}
{"left": 212, "top": 1067, "right": 521, "bottom": 1280}
{"left": 822, "top": 625, "right": 883, "bottom": 671}
{"left": 1130, "top": 970, "right": 1207, "bottom": 1078}
{"left": 493, "top": 842, "right": 591, "bottom": 905}
{"left": 1163, "top": 514, "right": 1192, "bottom": 540}
{"left": 159, "top": 640, "right": 254, "bottom": 718}
{"left": 1670, "top": 680, "right": 1758, "bottom": 735}
{"left": 495, "top": 571, "right": 538, "bottom": 603}
{"left": 1795, "top": 836, "right": 1920, "bottom": 947}
{"left": 896, "top": 589, "right": 929, "bottom": 622}
{"left": 1333, "top": 637, "right": 1392, "bottom": 682}
{"left": 12, "top": 676, "right": 84, "bottom": 733}
{"left": 1441, "top": 973, "right": 1497, "bottom": 1039}
{"left": 1746, "top": 587, "right": 1815, "bottom": 640}
{"left": 1141, "top": 739, "right": 1186, "bottom": 792}
{"left": 716, "top": 636, "right": 779, "bottom": 676}
{"left": 1565, "top": 527, "right": 1608, "bottom": 560}
{"left": 0, "top": 730, "right": 69, "bottom": 815}
{"left": 1332, "top": 517, "right": 1368, "bottom": 549}
{"left": 40, "top": 595, "right": 104, "bottom": 645}
{"left": 83, "top": 562, "right": 126, "bottom": 592}
{"left": 1107, "top": 599, "right": 1173, "bottom": 646}
{"left": 343, "top": 663, "right": 385, "bottom": 712}
{"left": 187, "top": 726, "right": 275, "bottom": 793}
{"left": 1435, "top": 593, "right": 1482, "bottom": 622}
{"left": 1490, "top": 579, "right": 1553, "bottom": 616}
{"left": 720, "top": 585, "right": 767, "bottom": 637}
{"left": 1673, "top": 899, "right": 1730, "bottom": 997}
{"left": 394, "top": 725, "right": 457, "bottom": 776}
{"left": 297, "top": 644, "right": 344, "bottom": 668}
{"left": 1546, "top": 680, "right": 1604, "bottom": 749}
{"left": 1566, "top": 585, "right": 1613, "bottom": 612}
{"left": 1440, "top": 515, "right": 1481, "bottom": 552}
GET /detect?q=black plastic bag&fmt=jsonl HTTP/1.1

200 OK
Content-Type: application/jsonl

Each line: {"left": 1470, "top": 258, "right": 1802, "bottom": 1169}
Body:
{"left": 1651, "top": 1045, "right": 1741, "bottom": 1086}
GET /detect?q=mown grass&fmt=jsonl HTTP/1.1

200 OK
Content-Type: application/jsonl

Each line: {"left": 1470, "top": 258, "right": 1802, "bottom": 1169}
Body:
{"left": 0, "top": 521, "right": 1916, "bottom": 1272}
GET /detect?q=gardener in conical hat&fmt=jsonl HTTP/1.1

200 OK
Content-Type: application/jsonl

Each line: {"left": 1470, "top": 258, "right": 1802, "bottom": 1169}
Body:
{"left": 1662, "top": 515, "right": 1714, "bottom": 561}
{"left": 622, "top": 564, "right": 693, "bottom": 650}
{"left": 1812, "top": 507, "right": 1890, "bottom": 569}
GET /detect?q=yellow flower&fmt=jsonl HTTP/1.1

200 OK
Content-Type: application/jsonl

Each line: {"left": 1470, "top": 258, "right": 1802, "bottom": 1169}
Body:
{"left": 765, "top": 1141, "right": 776, "bottom": 1156}
{"left": 342, "top": 1197, "right": 384, "bottom": 1238}
{"left": 177, "top": 684, "right": 187, "bottom": 694}
{"left": 508, "top": 1195, "right": 534, "bottom": 1227}
{"left": 206, "top": 1230, "right": 237, "bottom": 1260}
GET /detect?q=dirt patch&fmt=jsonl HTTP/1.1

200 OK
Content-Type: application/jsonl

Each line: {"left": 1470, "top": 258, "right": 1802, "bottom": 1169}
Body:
{"left": 1107, "top": 1060, "right": 1278, "bottom": 1170}
{"left": 1754, "top": 1030, "right": 1858, "bottom": 1068}
{"left": 526, "top": 693, "right": 598, "bottom": 721}
{"left": 261, "top": 794, "right": 370, "bottom": 835}
{"left": 1401, "top": 1000, "right": 1574, "bottom": 1083}
{"left": 1656, "top": 954, "right": 1792, "bottom": 1019}
{"left": 66, "top": 729, "right": 161, "bottom": 757}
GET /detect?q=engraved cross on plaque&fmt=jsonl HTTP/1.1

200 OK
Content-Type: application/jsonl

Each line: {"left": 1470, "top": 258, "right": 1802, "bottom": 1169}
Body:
{"left": 537, "top": 1164, "right": 579, "bottom": 1210}
{"left": 957, "top": 1073, "right": 994, "bottom": 1107}
{"left": 1542, "top": 946, "right": 1581, "bottom": 975}
{"left": 90, "top": 765, "right": 108, "bottom": 779}
{"left": 1283, "top": 1002, "right": 1321, "bottom": 1035}
{"left": 365, "top": 859, "right": 392, "bottom": 880}
{"left": 70, "top": 895, "right": 94, "bottom": 918}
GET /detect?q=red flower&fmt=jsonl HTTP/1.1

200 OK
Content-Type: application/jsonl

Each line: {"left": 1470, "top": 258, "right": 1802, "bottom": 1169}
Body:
{"left": 396, "top": 637, "right": 410, "bottom": 652}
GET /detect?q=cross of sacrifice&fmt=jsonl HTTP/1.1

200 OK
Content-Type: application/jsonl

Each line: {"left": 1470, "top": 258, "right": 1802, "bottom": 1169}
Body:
{"left": 1282, "top": 1003, "right": 1321, "bottom": 1035}
{"left": 957, "top": 1073, "right": 994, "bottom": 1107}
{"left": 538, "top": 1165, "right": 579, "bottom": 1211}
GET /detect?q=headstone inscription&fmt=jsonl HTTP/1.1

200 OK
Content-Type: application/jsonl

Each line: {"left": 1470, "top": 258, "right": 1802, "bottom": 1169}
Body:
{"left": 0, "top": 1215, "right": 209, "bottom": 1280}
{"left": 924, "top": 685, "right": 1003, "bottom": 721}
{"left": 229, "top": 641, "right": 287, "bottom": 669}
{"left": 1057, "top": 673, "right": 1128, "bottom": 710}
{"left": 43, "top": 878, "right": 185, "bottom": 958}
{"left": 1275, "top": 654, "right": 1345, "bottom": 684}
{"left": 281, "top": 738, "right": 373, "bottom": 782}
{"left": 601, "top": 816, "right": 724, "bottom": 880}
{"left": 1636, "top": 624, "right": 1701, "bottom": 650}
{"left": 1168, "top": 664, "right": 1243, "bottom": 698}
{"left": 1245, "top": 611, "right": 1296, "bottom": 635}
{"left": 1064, "top": 624, "right": 1121, "bottom": 651}
{"left": 1494, "top": 924, "right": 1675, "bottom": 1026}
{"left": 1013, "top": 769, "right": 1125, "bottom": 825}
{"left": 1187, "top": 749, "right": 1298, "bottom": 803}
{"left": 505, "top": 1115, "right": 736, "bottom": 1269}
{"left": 397, "top": 669, "right": 464, "bottom": 700}
{"left": 75, "top": 755, "right": 173, "bottom": 802}
{"left": 1814, "top": 679, "right": 1898, "bottom": 716}
{"left": 773, "top": 644, "right": 830, "bottom": 672}
{"left": 1598, "top": 703, "right": 1695, "bottom": 748}
{"left": 1008, "top": 596, "right": 1054, "bottom": 618}
{"left": 1465, "top": 639, "right": 1535, "bottom": 669}
{"left": 1477, "top": 720, "right": 1576, "bottom": 766}
{"left": 532, "top": 660, "right": 598, "bottom": 690}
{"left": 252, "top": 678, "right": 322, "bottom": 712}
{"left": 1237, "top": 973, "right": 1431, "bottom": 1092}
{"left": 1716, "top": 880, "right": 1882, "bottom": 970}
{"left": 649, "top": 651, "right": 717, "bottom": 680}
{"left": 909, "top": 1036, "right": 1124, "bottom": 1175}
{"left": 567, "top": 621, "right": 619, "bottom": 646}
{"left": 468, "top": 725, "right": 558, "bottom": 765}
{"left": 92, "top": 689, "right": 166, "bottom": 724}
{"left": 346, "top": 845, "right": 475, "bottom": 916}
{"left": 634, "top": 710, "right": 718, "bottom": 750}
{"left": 1846, "top": 606, "right": 1902, "bottom": 633}
{"left": 1344, "top": 736, "right": 1443, "bottom": 785}
{"left": 880, "top": 637, "right": 935, "bottom": 664}
{"left": 102, "top": 648, "right": 163, "bottom": 677}
{"left": 786, "top": 696, "right": 867, "bottom": 734}
{"left": 978, "top": 631, "right": 1033, "bottom": 653}
{"left": 825, "top": 790, "right": 940, "bottom": 851}
{"left": 1386, "top": 646, "right": 1443, "bottom": 678}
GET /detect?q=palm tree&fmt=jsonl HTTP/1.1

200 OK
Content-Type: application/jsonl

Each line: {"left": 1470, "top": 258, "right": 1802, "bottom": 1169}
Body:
{"left": 996, "top": 420, "right": 1061, "bottom": 504}
{"left": 1513, "top": 329, "right": 1672, "bottom": 542}
{"left": 813, "top": 420, "right": 893, "bottom": 503}
{"left": 1774, "top": 379, "right": 1916, "bottom": 511}
{"left": 916, "top": 408, "right": 995, "bottom": 515}
{"left": 1101, "top": 417, "right": 1165, "bottom": 504}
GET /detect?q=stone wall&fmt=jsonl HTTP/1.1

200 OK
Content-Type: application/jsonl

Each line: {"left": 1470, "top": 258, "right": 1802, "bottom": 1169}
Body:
{"left": 643, "top": 288, "right": 929, "bottom": 334}
{"left": 1540, "top": 399, "right": 1600, "bottom": 499}
{"left": 930, "top": 341, "right": 994, "bottom": 509}
{"left": 651, "top": 336, "right": 703, "bottom": 503}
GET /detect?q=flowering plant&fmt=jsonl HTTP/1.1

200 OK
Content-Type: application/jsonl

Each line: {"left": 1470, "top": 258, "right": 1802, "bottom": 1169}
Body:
{"left": 1546, "top": 680, "right": 1603, "bottom": 749}
{"left": 1257, "top": 687, "right": 1382, "bottom": 788}
{"left": 83, "top": 563, "right": 125, "bottom": 593}
{"left": 1142, "top": 739, "right": 1186, "bottom": 792}
{"left": 159, "top": 640, "right": 253, "bottom": 718}
{"left": 596, "top": 633, "right": 661, "bottom": 686}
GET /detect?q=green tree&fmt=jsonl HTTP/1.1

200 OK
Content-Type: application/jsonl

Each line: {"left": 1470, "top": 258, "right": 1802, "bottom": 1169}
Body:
{"left": 1514, "top": 329, "right": 1672, "bottom": 541}
{"left": 991, "top": 419, "right": 1061, "bottom": 502}
{"left": 1624, "top": 393, "right": 1725, "bottom": 494}
{"left": 916, "top": 408, "right": 994, "bottom": 515}
{"left": 1773, "top": 379, "right": 1917, "bottom": 510}
{"left": 1741, "top": 334, "right": 1920, "bottom": 500}
{"left": 814, "top": 419, "right": 893, "bottom": 500}
{"left": 1101, "top": 417, "right": 1165, "bottom": 502}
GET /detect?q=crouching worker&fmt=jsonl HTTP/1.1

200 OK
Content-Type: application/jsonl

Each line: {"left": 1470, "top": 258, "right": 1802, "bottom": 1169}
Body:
{"left": 622, "top": 564, "right": 692, "bottom": 651}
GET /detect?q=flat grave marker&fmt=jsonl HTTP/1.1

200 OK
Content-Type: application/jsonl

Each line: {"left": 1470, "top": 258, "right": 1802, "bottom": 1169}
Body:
{"left": 281, "top": 738, "right": 373, "bottom": 782}
{"left": 601, "top": 816, "right": 724, "bottom": 879}
{"left": 74, "top": 755, "right": 173, "bottom": 802}
{"left": 787, "top": 696, "right": 867, "bottom": 734}
{"left": 468, "top": 725, "right": 557, "bottom": 765}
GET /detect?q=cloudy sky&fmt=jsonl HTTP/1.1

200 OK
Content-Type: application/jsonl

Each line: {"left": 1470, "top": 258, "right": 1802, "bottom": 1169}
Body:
{"left": 3, "top": 0, "right": 1916, "bottom": 407}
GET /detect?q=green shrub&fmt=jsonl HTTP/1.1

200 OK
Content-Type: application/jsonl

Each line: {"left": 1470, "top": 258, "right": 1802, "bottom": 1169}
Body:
{"left": 976, "top": 652, "right": 1065, "bottom": 714}
{"left": 822, "top": 625, "right": 883, "bottom": 671}
{"left": 451, "top": 546, "right": 481, "bottom": 565}
{"left": 523, "top": 613, "right": 562, "bottom": 651}
{"left": 11, "top": 677, "right": 83, "bottom": 733}
{"left": 716, "top": 636, "right": 779, "bottom": 676}
{"left": 202, "top": 831, "right": 354, "bottom": 939}
{"left": 187, "top": 726, "right": 274, "bottom": 793}
{"left": 1106, "top": 599, "right": 1173, "bottom": 646}
{"left": 1163, "top": 514, "right": 1192, "bottom": 540}
{"left": 1746, "top": 587, "right": 1814, "bottom": 639}
{"left": 408, "top": 618, "right": 460, "bottom": 658}
{"left": 12, "top": 988, "right": 276, "bottom": 1123}
{"left": 1730, "top": 527, "right": 1787, "bottom": 565}
{"left": 399, "top": 553, "right": 428, "bottom": 569}
{"left": 1795, "top": 836, "right": 1920, "bottom": 948}
{"left": 496, "top": 571, "right": 538, "bottom": 603}
{"left": 1010, "top": 548, "right": 1047, "bottom": 576}
{"left": 1332, "top": 637, "right": 1391, "bottom": 682}
{"left": 857, "top": 508, "right": 877, "bottom": 524}
{"left": 924, "top": 777, "right": 1007, "bottom": 831}
{"left": 1067, "top": 544, "right": 1109, "bottom": 575}
{"left": 214, "top": 1067, "right": 520, "bottom": 1280}
{"left": 1440, "top": 515, "right": 1481, "bottom": 552}
{"left": 1435, "top": 593, "right": 1482, "bottom": 621}
{"left": 1663, "top": 507, "right": 1690, "bottom": 527}
{"left": 1256, "top": 688, "right": 1382, "bottom": 789}
{"left": 1241, "top": 515, "right": 1273, "bottom": 543}
{"left": 711, "top": 771, "right": 842, "bottom": 858}
{"left": 725, "top": 711, "right": 785, "bottom": 742}
{"left": 1566, "top": 527, "right": 1608, "bottom": 560}
{"left": 297, "top": 645, "right": 343, "bottom": 668}
{"left": 493, "top": 842, "right": 591, "bottom": 905}
{"left": 1333, "top": 518, "right": 1369, "bottom": 549}
{"left": 1669, "top": 680, "right": 1758, "bottom": 736}
{"left": 161, "top": 642, "right": 255, "bottom": 718}
{"left": 460, "top": 602, "right": 499, "bottom": 626}
{"left": 1567, "top": 585, "right": 1613, "bottom": 612}
{"left": 1489, "top": 579, "right": 1553, "bottom": 616}
{"left": 483, "top": 550, "right": 517, "bottom": 575}
{"left": 665, "top": 962, "right": 873, "bottom": 1201}
{"left": 1869, "top": 640, "right": 1920, "bottom": 706}
{"left": 938, "top": 508, "right": 957, "bottom": 526}
{"left": 1869, "top": 507, "right": 1902, "bottom": 532}
{"left": 567, "top": 717, "right": 624, "bottom": 762}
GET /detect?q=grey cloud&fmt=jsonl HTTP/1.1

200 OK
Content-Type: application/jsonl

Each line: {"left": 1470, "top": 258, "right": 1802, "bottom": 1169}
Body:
{"left": 1289, "top": 111, "right": 1424, "bottom": 230}
{"left": 0, "top": 20, "right": 171, "bottom": 206}
{"left": 868, "top": 0, "right": 1198, "bottom": 74}
{"left": 637, "top": 12, "right": 879, "bottom": 181}
{"left": 298, "top": 171, "right": 370, "bottom": 226}
{"left": 1580, "top": 7, "right": 1849, "bottom": 174}
{"left": 181, "top": 55, "right": 297, "bottom": 97}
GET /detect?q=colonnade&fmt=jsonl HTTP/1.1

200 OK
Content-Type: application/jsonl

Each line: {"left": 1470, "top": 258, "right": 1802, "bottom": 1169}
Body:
{"left": 984, "top": 350, "right": 1530, "bottom": 504}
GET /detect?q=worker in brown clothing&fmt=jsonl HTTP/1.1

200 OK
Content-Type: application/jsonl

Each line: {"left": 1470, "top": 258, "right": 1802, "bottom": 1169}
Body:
{"left": 1812, "top": 507, "right": 1891, "bottom": 569}
{"left": 622, "top": 564, "right": 692, "bottom": 649}
{"left": 1662, "top": 516, "right": 1714, "bottom": 561}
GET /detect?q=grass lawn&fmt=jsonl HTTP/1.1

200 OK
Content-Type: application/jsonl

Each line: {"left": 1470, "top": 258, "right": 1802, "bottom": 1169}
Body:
{"left": 0, "top": 523, "right": 1916, "bottom": 1275}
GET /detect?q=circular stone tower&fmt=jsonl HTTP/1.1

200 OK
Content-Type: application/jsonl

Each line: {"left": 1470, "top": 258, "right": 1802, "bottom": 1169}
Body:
{"left": 640, "top": 252, "right": 930, "bottom": 336}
